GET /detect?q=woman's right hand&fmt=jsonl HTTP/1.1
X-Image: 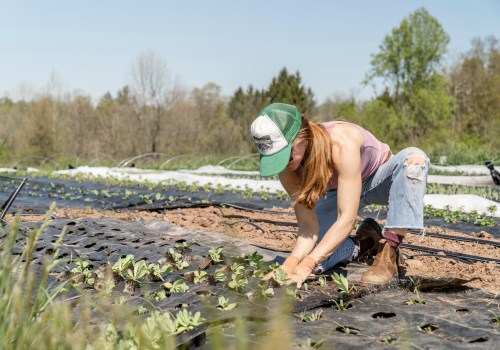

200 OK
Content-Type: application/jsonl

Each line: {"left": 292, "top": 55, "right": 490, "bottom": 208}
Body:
{"left": 263, "top": 255, "right": 300, "bottom": 281}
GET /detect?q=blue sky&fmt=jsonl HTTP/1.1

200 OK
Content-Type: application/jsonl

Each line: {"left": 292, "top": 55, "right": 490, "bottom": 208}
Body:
{"left": 1, "top": 1, "right": 499, "bottom": 103}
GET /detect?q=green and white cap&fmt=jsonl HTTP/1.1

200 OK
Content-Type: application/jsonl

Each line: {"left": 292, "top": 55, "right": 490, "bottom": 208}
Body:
{"left": 250, "top": 103, "right": 302, "bottom": 177}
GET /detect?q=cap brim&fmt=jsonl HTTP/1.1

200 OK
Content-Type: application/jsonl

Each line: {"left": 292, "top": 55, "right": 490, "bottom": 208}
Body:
{"left": 259, "top": 143, "right": 292, "bottom": 177}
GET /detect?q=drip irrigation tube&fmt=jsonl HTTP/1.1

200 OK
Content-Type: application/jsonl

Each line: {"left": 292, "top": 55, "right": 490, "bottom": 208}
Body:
{"left": 409, "top": 230, "right": 500, "bottom": 248}
{"left": 400, "top": 243, "right": 500, "bottom": 265}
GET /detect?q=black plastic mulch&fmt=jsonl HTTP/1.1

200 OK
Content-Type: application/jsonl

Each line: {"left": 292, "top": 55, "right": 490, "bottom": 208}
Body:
{"left": 1, "top": 174, "right": 500, "bottom": 348}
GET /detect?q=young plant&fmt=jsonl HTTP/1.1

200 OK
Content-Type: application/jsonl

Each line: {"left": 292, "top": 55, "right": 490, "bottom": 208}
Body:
{"left": 227, "top": 273, "right": 248, "bottom": 292}
{"left": 112, "top": 254, "right": 135, "bottom": 279}
{"left": 147, "top": 262, "right": 173, "bottom": 281}
{"left": 212, "top": 268, "right": 227, "bottom": 283}
{"left": 193, "top": 270, "right": 209, "bottom": 284}
{"left": 331, "top": 272, "right": 353, "bottom": 295}
{"left": 208, "top": 246, "right": 224, "bottom": 264}
{"left": 296, "top": 309, "right": 323, "bottom": 322}
{"left": 318, "top": 276, "right": 327, "bottom": 286}
{"left": 217, "top": 296, "right": 237, "bottom": 311}
{"left": 167, "top": 248, "right": 190, "bottom": 270}
{"left": 70, "top": 260, "right": 94, "bottom": 285}
{"left": 163, "top": 279, "right": 189, "bottom": 293}
{"left": 406, "top": 277, "right": 426, "bottom": 305}
{"left": 174, "top": 308, "right": 205, "bottom": 334}
{"left": 274, "top": 268, "right": 290, "bottom": 286}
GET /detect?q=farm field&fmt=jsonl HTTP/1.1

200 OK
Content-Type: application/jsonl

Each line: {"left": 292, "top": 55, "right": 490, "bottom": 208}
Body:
{"left": 0, "top": 167, "right": 499, "bottom": 349}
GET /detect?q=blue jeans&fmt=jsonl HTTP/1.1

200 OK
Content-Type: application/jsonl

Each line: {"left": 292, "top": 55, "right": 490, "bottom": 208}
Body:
{"left": 315, "top": 147, "right": 429, "bottom": 273}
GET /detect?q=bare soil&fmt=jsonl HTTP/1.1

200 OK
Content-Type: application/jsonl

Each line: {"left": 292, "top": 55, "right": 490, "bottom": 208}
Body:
{"left": 11, "top": 205, "right": 500, "bottom": 294}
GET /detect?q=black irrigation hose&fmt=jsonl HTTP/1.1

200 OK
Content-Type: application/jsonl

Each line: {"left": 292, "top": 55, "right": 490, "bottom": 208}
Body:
{"left": 403, "top": 253, "right": 473, "bottom": 265}
{"left": 400, "top": 243, "right": 500, "bottom": 265}
{"left": 409, "top": 230, "right": 500, "bottom": 248}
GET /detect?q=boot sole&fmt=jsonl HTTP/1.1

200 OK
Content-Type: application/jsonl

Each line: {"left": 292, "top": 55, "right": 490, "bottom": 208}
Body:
{"left": 360, "top": 272, "right": 399, "bottom": 286}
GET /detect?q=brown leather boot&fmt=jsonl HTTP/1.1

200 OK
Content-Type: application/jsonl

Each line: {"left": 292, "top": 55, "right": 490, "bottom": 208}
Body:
{"left": 352, "top": 218, "right": 383, "bottom": 261}
{"left": 360, "top": 239, "right": 398, "bottom": 285}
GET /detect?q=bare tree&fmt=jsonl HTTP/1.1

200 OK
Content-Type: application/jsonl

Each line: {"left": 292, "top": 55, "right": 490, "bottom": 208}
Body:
{"left": 129, "top": 51, "right": 174, "bottom": 154}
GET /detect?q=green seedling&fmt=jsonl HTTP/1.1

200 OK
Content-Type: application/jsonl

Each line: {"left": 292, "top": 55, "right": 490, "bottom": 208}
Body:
{"left": 175, "top": 242, "right": 194, "bottom": 251}
{"left": 331, "top": 272, "right": 353, "bottom": 295}
{"left": 174, "top": 308, "right": 205, "bottom": 334}
{"left": 163, "top": 279, "right": 189, "bottom": 293}
{"left": 147, "top": 262, "right": 173, "bottom": 281}
{"left": 406, "top": 277, "right": 426, "bottom": 305}
{"left": 274, "top": 268, "right": 290, "bottom": 286}
{"left": 296, "top": 309, "right": 322, "bottom": 322}
{"left": 217, "top": 296, "right": 237, "bottom": 311}
{"left": 212, "top": 269, "right": 227, "bottom": 283}
{"left": 70, "top": 260, "right": 94, "bottom": 285}
{"left": 227, "top": 273, "right": 248, "bottom": 292}
{"left": 193, "top": 270, "right": 209, "bottom": 284}
{"left": 382, "top": 336, "right": 397, "bottom": 344}
{"left": 332, "top": 298, "right": 352, "bottom": 311}
{"left": 214, "top": 184, "right": 224, "bottom": 195}
{"left": 318, "top": 276, "right": 327, "bottom": 286}
{"left": 155, "top": 289, "right": 167, "bottom": 301}
{"left": 229, "top": 262, "right": 245, "bottom": 273}
{"left": 168, "top": 248, "right": 190, "bottom": 270}
{"left": 208, "top": 246, "right": 224, "bottom": 264}
{"left": 127, "top": 260, "right": 148, "bottom": 283}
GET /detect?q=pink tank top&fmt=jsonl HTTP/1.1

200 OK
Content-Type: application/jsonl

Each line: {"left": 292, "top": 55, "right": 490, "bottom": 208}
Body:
{"left": 316, "top": 121, "right": 390, "bottom": 189}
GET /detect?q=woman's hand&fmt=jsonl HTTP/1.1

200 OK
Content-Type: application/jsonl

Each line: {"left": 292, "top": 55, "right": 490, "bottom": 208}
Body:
{"left": 289, "top": 256, "right": 318, "bottom": 288}
{"left": 263, "top": 255, "right": 300, "bottom": 281}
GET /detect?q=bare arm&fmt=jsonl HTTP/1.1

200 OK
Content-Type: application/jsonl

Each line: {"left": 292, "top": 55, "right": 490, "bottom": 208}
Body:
{"left": 307, "top": 125, "right": 363, "bottom": 263}
{"left": 278, "top": 169, "right": 319, "bottom": 260}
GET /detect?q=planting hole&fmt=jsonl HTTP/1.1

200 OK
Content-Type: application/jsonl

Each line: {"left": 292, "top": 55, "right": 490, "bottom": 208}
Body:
{"left": 455, "top": 308, "right": 469, "bottom": 312}
{"left": 418, "top": 324, "right": 438, "bottom": 333}
{"left": 195, "top": 290, "right": 215, "bottom": 297}
{"left": 66, "top": 221, "right": 77, "bottom": 226}
{"left": 175, "top": 303, "right": 190, "bottom": 309}
{"left": 469, "top": 337, "right": 489, "bottom": 343}
{"left": 84, "top": 242, "right": 97, "bottom": 248}
{"left": 372, "top": 312, "right": 396, "bottom": 319}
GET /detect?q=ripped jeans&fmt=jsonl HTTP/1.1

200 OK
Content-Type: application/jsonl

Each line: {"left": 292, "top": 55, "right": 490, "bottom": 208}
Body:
{"left": 315, "top": 147, "right": 430, "bottom": 273}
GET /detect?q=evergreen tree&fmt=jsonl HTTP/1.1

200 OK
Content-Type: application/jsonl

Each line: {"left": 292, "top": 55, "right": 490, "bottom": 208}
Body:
{"left": 267, "top": 68, "right": 315, "bottom": 115}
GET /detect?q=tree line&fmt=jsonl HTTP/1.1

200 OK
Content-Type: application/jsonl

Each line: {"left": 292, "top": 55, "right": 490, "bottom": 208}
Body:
{"left": 0, "top": 8, "right": 498, "bottom": 168}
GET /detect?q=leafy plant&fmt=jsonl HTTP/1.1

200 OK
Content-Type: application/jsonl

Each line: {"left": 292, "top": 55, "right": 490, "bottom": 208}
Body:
{"left": 217, "top": 296, "right": 237, "bottom": 311}
{"left": 208, "top": 246, "right": 224, "bottom": 264}
{"left": 296, "top": 309, "right": 322, "bottom": 322}
{"left": 274, "top": 268, "right": 290, "bottom": 286}
{"left": 127, "top": 260, "right": 149, "bottom": 283}
{"left": 147, "top": 262, "right": 173, "bottom": 281}
{"left": 212, "top": 269, "right": 227, "bottom": 283}
{"left": 70, "top": 260, "right": 94, "bottom": 285}
{"left": 193, "top": 270, "right": 208, "bottom": 284}
{"left": 174, "top": 308, "right": 205, "bottom": 333}
{"left": 168, "top": 248, "right": 189, "bottom": 270}
{"left": 163, "top": 279, "right": 189, "bottom": 293}
{"left": 112, "top": 254, "right": 135, "bottom": 278}
{"left": 406, "top": 277, "right": 426, "bottom": 305}
{"left": 331, "top": 272, "right": 353, "bottom": 295}
{"left": 227, "top": 273, "right": 248, "bottom": 292}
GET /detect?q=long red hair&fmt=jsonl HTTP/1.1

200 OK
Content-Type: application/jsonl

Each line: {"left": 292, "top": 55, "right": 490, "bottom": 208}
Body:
{"left": 294, "top": 117, "right": 334, "bottom": 209}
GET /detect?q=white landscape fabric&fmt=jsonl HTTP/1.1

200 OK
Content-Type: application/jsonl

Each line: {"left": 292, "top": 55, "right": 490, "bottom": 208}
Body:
{"left": 48, "top": 165, "right": 500, "bottom": 218}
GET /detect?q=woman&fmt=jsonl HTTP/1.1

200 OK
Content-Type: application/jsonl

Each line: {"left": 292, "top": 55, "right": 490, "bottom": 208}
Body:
{"left": 251, "top": 103, "right": 429, "bottom": 287}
